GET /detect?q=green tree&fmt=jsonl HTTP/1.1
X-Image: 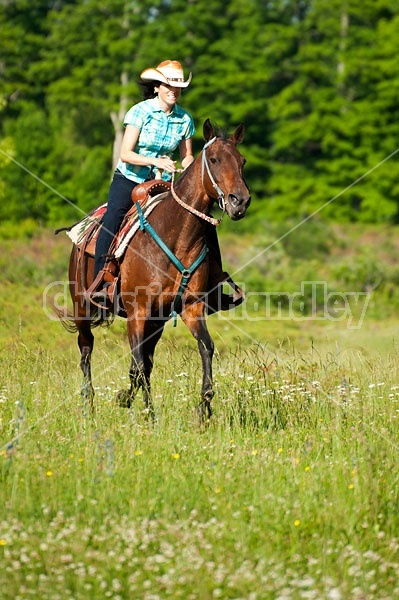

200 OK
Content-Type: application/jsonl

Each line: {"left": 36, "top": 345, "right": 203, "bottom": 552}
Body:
{"left": 266, "top": 0, "right": 399, "bottom": 223}
{"left": 0, "top": 1, "right": 76, "bottom": 223}
{"left": 0, "top": 0, "right": 397, "bottom": 227}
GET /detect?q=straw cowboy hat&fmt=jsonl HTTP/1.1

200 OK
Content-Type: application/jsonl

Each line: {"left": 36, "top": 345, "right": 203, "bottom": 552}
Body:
{"left": 140, "top": 60, "right": 192, "bottom": 88}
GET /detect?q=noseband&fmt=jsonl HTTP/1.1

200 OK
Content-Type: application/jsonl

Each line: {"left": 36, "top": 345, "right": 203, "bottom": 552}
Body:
{"left": 170, "top": 137, "right": 226, "bottom": 227}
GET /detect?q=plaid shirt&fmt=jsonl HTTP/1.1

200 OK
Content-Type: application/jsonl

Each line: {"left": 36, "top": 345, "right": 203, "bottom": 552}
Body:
{"left": 116, "top": 97, "right": 196, "bottom": 183}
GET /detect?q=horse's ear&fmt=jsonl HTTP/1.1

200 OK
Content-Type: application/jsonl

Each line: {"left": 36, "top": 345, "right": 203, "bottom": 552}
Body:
{"left": 203, "top": 118, "right": 214, "bottom": 142}
{"left": 230, "top": 123, "right": 245, "bottom": 146}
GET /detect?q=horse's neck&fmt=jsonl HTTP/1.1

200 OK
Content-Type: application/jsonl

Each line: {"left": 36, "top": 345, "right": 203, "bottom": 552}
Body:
{"left": 161, "top": 195, "right": 206, "bottom": 252}
{"left": 167, "top": 165, "right": 210, "bottom": 249}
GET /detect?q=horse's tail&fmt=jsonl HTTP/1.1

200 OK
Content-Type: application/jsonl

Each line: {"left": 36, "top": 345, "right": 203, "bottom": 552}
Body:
{"left": 53, "top": 306, "right": 78, "bottom": 333}
{"left": 54, "top": 305, "right": 113, "bottom": 333}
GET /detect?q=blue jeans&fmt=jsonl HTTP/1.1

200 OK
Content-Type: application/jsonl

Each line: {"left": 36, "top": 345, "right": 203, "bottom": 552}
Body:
{"left": 94, "top": 170, "right": 137, "bottom": 278}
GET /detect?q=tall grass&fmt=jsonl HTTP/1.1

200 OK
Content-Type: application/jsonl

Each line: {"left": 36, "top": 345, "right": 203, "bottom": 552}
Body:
{"left": 1, "top": 227, "right": 399, "bottom": 598}
{"left": 1, "top": 336, "right": 399, "bottom": 599}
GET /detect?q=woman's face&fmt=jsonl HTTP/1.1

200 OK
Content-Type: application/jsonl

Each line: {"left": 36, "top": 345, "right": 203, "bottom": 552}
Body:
{"left": 155, "top": 83, "right": 182, "bottom": 107}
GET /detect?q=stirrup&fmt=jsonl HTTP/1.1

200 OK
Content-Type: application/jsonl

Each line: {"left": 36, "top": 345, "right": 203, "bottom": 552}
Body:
{"left": 84, "top": 287, "right": 111, "bottom": 310}
{"left": 84, "top": 272, "right": 111, "bottom": 309}
{"left": 220, "top": 272, "right": 245, "bottom": 308}
{"left": 206, "top": 272, "right": 245, "bottom": 314}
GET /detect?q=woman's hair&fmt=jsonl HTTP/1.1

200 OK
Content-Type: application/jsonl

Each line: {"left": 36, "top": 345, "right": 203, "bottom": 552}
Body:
{"left": 138, "top": 81, "right": 159, "bottom": 100}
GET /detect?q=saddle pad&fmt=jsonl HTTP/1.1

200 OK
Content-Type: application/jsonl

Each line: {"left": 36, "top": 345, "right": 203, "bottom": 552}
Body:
{"left": 66, "top": 204, "right": 107, "bottom": 245}
{"left": 66, "top": 193, "right": 168, "bottom": 260}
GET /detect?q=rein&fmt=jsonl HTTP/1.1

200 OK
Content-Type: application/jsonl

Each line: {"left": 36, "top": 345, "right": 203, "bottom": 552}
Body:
{"left": 170, "top": 137, "right": 226, "bottom": 227}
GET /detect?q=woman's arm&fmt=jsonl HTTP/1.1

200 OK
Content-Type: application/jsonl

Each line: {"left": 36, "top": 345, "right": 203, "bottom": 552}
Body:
{"left": 120, "top": 125, "right": 177, "bottom": 173}
{"left": 179, "top": 137, "right": 194, "bottom": 170}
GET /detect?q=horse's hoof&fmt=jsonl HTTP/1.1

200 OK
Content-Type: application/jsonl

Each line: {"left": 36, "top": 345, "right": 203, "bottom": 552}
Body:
{"left": 142, "top": 406, "right": 156, "bottom": 423}
{"left": 116, "top": 390, "right": 132, "bottom": 408}
{"left": 197, "top": 400, "right": 212, "bottom": 427}
{"left": 81, "top": 381, "right": 94, "bottom": 400}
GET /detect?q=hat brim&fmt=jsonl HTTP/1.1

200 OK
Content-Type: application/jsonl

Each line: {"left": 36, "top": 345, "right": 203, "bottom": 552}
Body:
{"left": 140, "top": 67, "right": 192, "bottom": 88}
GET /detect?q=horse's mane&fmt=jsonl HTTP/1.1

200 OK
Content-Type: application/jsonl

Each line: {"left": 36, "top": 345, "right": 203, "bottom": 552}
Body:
{"left": 209, "top": 122, "right": 229, "bottom": 140}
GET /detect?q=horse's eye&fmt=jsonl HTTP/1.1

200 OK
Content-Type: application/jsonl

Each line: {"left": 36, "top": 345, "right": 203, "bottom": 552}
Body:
{"left": 210, "top": 157, "right": 217, "bottom": 164}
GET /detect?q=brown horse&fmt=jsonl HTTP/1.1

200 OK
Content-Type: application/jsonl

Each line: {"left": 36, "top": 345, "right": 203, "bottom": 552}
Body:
{"left": 61, "top": 119, "right": 250, "bottom": 423}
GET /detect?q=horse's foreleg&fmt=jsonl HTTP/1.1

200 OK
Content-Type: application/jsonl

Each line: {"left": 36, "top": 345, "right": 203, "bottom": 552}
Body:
{"left": 181, "top": 304, "right": 214, "bottom": 424}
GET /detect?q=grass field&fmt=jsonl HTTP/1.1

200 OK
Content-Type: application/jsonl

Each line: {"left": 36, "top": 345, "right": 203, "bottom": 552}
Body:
{"left": 1, "top": 229, "right": 399, "bottom": 599}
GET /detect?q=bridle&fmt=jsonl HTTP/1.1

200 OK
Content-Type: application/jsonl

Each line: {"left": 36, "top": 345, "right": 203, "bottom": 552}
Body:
{"left": 170, "top": 137, "right": 226, "bottom": 227}
{"left": 201, "top": 137, "right": 226, "bottom": 210}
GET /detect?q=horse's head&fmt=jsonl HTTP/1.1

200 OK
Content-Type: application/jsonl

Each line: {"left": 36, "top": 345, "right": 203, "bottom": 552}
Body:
{"left": 202, "top": 119, "right": 251, "bottom": 221}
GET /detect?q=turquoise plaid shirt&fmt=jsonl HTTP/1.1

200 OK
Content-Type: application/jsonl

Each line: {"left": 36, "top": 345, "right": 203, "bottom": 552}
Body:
{"left": 116, "top": 97, "right": 196, "bottom": 183}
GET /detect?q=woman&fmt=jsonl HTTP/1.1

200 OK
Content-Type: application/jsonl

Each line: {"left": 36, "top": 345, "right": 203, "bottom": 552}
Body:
{"left": 90, "top": 59, "right": 195, "bottom": 301}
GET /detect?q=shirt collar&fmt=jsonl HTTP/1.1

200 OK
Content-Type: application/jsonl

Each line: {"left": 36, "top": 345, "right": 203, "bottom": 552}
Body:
{"left": 150, "top": 96, "right": 183, "bottom": 117}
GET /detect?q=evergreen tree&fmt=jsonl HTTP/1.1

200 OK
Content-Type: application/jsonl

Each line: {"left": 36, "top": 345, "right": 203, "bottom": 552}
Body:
{"left": 0, "top": 0, "right": 397, "bottom": 226}
{"left": 266, "top": 0, "right": 399, "bottom": 223}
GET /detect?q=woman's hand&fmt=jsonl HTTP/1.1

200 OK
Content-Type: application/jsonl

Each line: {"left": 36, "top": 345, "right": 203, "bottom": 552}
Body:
{"left": 153, "top": 155, "right": 177, "bottom": 173}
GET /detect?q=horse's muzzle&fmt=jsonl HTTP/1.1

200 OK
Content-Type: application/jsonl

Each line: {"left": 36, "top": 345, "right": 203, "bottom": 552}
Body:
{"left": 226, "top": 193, "right": 251, "bottom": 220}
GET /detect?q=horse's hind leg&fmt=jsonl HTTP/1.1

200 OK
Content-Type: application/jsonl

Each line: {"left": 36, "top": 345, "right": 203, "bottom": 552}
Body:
{"left": 77, "top": 320, "right": 95, "bottom": 410}
{"left": 141, "top": 321, "right": 165, "bottom": 419}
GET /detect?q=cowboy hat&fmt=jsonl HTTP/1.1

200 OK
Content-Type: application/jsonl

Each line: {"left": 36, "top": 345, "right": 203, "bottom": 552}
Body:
{"left": 140, "top": 60, "right": 192, "bottom": 88}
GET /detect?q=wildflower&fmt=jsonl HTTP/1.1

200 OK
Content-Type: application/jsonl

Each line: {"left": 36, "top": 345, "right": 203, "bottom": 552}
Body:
{"left": 305, "top": 466, "right": 310, "bottom": 472}
{"left": 348, "top": 484, "right": 354, "bottom": 489}
{"left": 277, "top": 448, "right": 283, "bottom": 453}
{"left": 172, "top": 453, "right": 180, "bottom": 459}
{"left": 251, "top": 450, "right": 258, "bottom": 456}
{"left": 135, "top": 450, "right": 142, "bottom": 456}
{"left": 294, "top": 520, "right": 301, "bottom": 527}
{"left": 46, "top": 471, "right": 53, "bottom": 477}
{"left": 0, "top": 540, "right": 6, "bottom": 546}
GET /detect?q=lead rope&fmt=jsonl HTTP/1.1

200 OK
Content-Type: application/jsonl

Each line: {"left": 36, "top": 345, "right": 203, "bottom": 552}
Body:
{"left": 170, "top": 137, "right": 226, "bottom": 227}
